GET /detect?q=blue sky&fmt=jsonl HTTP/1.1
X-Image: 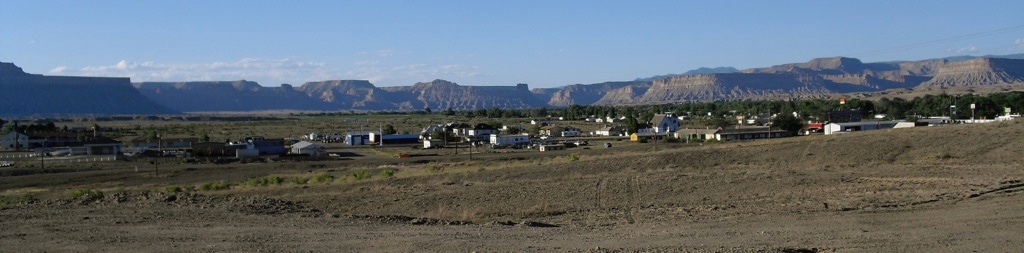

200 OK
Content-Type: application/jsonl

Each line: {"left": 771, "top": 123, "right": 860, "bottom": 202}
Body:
{"left": 2, "top": 1, "right": 1023, "bottom": 88}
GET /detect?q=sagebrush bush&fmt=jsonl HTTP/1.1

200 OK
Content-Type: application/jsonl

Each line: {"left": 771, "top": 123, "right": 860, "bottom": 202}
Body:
{"left": 311, "top": 173, "right": 334, "bottom": 183}
{"left": 200, "top": 181, "right": 232, "bottom": 191}
{"left": 70, "top": 189, "right": 104, "bottom": 199}
{"left": 290, "top": 176, "right": 310, "bottom": 185}
{"left": 352, "top": 171, "right": 372, "bottom": 180}
{"left": 379, "top": 170, "right": 395, "bottom": 178}
{"left": 165, "top": 186, "right": 184, "bottom": 193}
{"left": 426, "top": 164, "right": 444, "bottom": 173}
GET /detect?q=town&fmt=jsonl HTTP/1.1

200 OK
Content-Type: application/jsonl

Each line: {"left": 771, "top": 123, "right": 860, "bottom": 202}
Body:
{"left": 2, "top": 99, "right": 1020, "bottom": 167}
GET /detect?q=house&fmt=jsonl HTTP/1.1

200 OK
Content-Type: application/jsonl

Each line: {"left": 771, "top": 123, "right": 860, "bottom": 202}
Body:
{"left": 538, "top": 125, "right": 580, "bottom": 137}
{"left": 539, "top": 125, "right": 563, "bottom": 137}
{"left": 650, "top": 114, "right": 680, "bottom": 133}
{"left": 675, "top": 128, "right": 718, "bottom": 141}
{"left": 420, "top": 125, "right": 446, "bottom": 139}
{"left": 467, "top": 123, "right": 498, "bottom": 137}
{"left": 593, "top": 126, "right": 625, "bottom": 137}
{"left": 824, "top": 121, "right": 904, "bottom": 135}
{"left": 1, "top": 132, "right": 47, "bottom": 149}
{"left": 446, "top": 123, "right": 472, "bottom": 136}
{"left": 490, "top": 134, "right": 531, "bottom": 147}
{"left": 291, "top": 141, "right": 325, "bottom": 156}
{"left": 345, "top": 131, "right": 379, "bottom": 145}
{"left": 560, "top": 127, "right": 581, "bottom": 137}
{"left": 539, "top": 144, "right": 566, "bottom": 152}
{"left": 715, "top": 127, "right": 791, "bottom": 141}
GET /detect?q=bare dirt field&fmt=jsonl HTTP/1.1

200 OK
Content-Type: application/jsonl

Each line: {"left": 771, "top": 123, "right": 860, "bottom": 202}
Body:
{"left": 3, "top": 120, "right": 1024, "bottom": 252}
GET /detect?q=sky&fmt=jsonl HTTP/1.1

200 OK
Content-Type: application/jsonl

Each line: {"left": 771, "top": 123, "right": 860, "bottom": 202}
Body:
{"left": 2, "top": 1, "right": 1024, "bottom": 88}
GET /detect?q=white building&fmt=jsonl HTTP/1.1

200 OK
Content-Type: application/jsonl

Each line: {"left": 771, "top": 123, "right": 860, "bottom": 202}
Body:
{"left": 650, "top": 114, "right": 680, "bottom": 133}
{"left": 824, "top": 121, "right": 911, "bottom": 135}
{"left": 291, "top": 141, "right": 325, "bottom": 156}
{"left": 490, "top": 134, "right": 531, "bottom": 147}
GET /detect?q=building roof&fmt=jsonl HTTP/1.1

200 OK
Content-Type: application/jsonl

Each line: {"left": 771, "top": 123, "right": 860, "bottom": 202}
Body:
{"left": 827, "top": 121, "right": 904, "bottom": 127}
{"left": 346, "top": 131, "right": 380, "bottom": 135}
{"left": 677, "top": 128, "right": 718, "bottom": 135}
{"left": 291, "top": 141, "right": 321, "bottom": 149}
{"left": 651, "top": 114, "right": 669, "bottom": 126}
{"left": 716, "top": 126, "right": 789, "bottom": 134}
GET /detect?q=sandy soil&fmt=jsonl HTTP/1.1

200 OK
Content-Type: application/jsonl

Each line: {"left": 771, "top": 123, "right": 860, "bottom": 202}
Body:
{"left": 3, "top": 120, "right": 1024, "bottom": 252}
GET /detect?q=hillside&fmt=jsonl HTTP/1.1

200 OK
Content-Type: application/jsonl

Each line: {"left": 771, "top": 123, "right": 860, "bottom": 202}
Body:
{"left": 0, "top": 62, "right": 177, "bottom": 117}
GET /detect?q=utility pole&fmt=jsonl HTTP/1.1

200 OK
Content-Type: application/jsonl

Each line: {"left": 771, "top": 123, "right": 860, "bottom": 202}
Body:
{"left": 155, "top": 133, "right": 160, "bottom": 177}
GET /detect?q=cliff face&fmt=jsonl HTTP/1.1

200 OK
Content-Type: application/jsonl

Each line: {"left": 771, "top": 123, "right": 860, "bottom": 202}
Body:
{"left": 918, "top": 58, "right": 1024, "bottom": 88}
{"left": 409, "top": 80, "right": 545, "bottom": 110}
{"left": 134, "top": 81, "right": 329, "bottom": 112}
{"left": 133, "top": 79, "right": 547, "bottom": 112}
{"left": 633, "top": 73, "right": 838, "bottom": 102}
{"left": 10, "top": 54, "right": 1024, "bottom": 115}
{"left": 545, "top": 81, "right": 641, "bottom": 107}
{"left": 0, "top": 62, "right": 177, "bottom": 117}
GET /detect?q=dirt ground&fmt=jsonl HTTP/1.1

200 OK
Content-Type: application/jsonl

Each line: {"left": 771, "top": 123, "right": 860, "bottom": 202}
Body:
{"left": 2, "top": 120, "right": 1024, "bottom": 252}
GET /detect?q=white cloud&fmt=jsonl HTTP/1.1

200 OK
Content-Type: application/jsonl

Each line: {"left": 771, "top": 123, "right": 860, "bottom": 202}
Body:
{"left": 949, "top": 45, "right": 978, "bottom": 54}
{"left": 1016, "top": 38, "right": 1024, "bottom": 48}
{"left": 73, "top": 58, "right": 334, "bottom": 85}
{"left": 62, "top": 57, "right": 484, "bottom": 87}
{"left": 48, "top": 66, "right": 67, "bottom": 74}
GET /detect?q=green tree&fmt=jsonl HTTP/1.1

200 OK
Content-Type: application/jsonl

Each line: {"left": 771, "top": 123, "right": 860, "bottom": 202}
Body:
{"left": 200, "top": 132, "right": 211, "bottom": 142}
{"left": 624, "top": 114, "right": 639, "bottom": 134}
{"left": 382, "top": 124, "right": 398, "bottom": 135}
{"left": 771, "top": 113, "right": 804, "bottom": 135}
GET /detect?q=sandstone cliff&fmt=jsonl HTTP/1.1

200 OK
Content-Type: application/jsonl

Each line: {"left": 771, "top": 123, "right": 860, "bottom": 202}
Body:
{"left": 0, "top": 62, "right": 177, "bottom": 117}
{"left": 545, "top": 81, "right": 641, "bottom": 107}
{"left": 918, "top": 58, "right": 1024, "bottom": 88}
{"left": 134, "top": 81, "right": 328, "bottom": 112}
{"left": 408, "top": 80, "right": 545, "bottom": 110}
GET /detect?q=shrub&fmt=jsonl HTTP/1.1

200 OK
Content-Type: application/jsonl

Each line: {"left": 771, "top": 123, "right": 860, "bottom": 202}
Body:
{"left": 311, "top": 173, "right": 335, "bottom": 183}
{"left": 244, "top": 176, "right": 285, "bottom": 187}
{"left": 352, "top": 171, "right": 372, "bottom": 180}
{"left": 379, "top": 170, "right": 395, "bottom": 178}
{"left": 200, "top": 181, "right": 232, "bottom": 191}
{"left": 567, "top": 153, "right": 580, "bottom": 161}
{"left": 165, "top": 186, "right": 184, "bottom": 193}
{"left": 290, "top": 177, "right": 310, "bottom": 185}
{"left": 426, "top": 164, "right": 444, "bottom": 173}
{"left": 0, "top": 194, "right": 36, "bottom": 206}
{"left": 70, "top": 189, "right": 104, "bottom": 199}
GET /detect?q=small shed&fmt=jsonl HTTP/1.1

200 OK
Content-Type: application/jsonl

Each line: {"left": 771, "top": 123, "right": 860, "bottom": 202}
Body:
{"left": 291, "top": 141, "right": 325, "bottom": 156}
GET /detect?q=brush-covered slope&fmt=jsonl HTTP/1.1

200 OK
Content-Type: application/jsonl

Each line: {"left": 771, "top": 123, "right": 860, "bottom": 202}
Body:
{"left": 0, "top": 62, "right": 177, "bottom": 116}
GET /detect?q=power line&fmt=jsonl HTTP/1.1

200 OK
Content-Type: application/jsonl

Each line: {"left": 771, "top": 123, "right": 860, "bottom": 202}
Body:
{"left": 845, "top": 24, "right": 1024, "bottom": 58}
